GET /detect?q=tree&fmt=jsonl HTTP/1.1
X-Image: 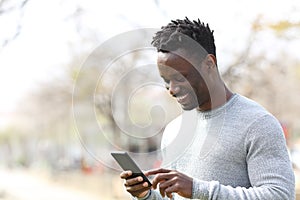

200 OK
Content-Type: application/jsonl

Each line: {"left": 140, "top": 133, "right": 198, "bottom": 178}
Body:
{"left": 222, "top": 16, "right": 300, "bottom": 142}
{"left": 0, "top": 0, "right": 29, "bottom": 47}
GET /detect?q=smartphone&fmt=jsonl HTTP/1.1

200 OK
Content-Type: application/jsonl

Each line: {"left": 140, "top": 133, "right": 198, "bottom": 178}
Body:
{"left": 111, "top": 151, "right": 152, "bottom": 186}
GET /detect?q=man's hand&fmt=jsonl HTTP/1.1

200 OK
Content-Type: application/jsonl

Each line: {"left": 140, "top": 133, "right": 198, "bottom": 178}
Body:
{"left": 145, "top": 168, "right": 193, "bottom": 198}
{"left": 120, "top": 170, "right": 151, "bottom": 198}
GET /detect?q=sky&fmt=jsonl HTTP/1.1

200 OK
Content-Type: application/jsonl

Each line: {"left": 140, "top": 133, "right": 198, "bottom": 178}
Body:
{"left": 0, "top": 0, "right": 299, "bottom": 128}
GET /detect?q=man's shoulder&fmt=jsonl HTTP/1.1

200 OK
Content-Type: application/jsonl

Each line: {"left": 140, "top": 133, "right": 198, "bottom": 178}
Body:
{"left": 234, "top": 94, "right": 270, "bottom": 116}
{"left": 232, "top": 94, "right": 281, "bottom": 129}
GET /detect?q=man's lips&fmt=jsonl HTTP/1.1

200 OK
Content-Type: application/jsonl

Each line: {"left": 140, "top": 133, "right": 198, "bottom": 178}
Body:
{"left": 176, "top": 93, "right": 189, "bottom": 104}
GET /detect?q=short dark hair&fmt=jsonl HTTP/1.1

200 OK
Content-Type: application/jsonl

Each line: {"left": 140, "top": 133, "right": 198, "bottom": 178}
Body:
{"left": 151, "top": 17, "right": 216, "bottom": 58}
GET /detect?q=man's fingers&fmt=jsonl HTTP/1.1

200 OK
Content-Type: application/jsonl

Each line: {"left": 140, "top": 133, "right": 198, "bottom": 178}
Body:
{"left": 158, "top": 179, "right": 171, "bottom": 197}
{"left": 151, "top": 171, "right": 176, "bottom": 189}
{"left": 158, "top": 178, "right": 176, "bottom": 197}
{"left": 145, "top": 168, "right": 171, "bottom": 176}
{"left": 125, "top": 176, "right": 144, "bottom": 186}
{"left": 120, "top": 170, "right": 132, "bottom": 179}
{"left": 145, "top": 168, "right": 172, "bottom": 189}
{"left": 125, "top": 181, "right": 149, "bottom": 191}
{"left": 165, "top": 183, "right": 179, "bottom": 197}
{"left": 125, "top": 183, "right": 151, "bottom": 198}
{"left": 120, "top": 170, "right": 151, "bottom": 198}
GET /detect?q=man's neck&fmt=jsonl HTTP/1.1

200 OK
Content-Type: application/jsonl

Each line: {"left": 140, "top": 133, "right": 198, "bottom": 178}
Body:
{"left": 197, "top": 85, "right": 233, "bottom": 112}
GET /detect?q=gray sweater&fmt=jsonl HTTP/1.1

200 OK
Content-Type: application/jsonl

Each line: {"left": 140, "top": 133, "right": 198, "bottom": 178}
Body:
{"left": 138, "top": 94, "right": 295, "bottom": 200}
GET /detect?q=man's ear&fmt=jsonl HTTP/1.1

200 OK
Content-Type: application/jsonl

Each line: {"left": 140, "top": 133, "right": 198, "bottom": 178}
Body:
{"left": 204, "top": 54, "right": 217, "bottom": 69}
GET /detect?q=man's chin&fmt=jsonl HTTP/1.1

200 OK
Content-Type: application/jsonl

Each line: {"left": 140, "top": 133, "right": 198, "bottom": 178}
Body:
{"left": 180, "top": 103, "right": 197, "bottom": 111}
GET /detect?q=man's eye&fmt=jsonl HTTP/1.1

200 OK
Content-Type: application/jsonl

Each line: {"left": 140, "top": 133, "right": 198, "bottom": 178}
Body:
{"left": 164, "top": 80, "right": 170, "bottom": 90}
{"left": 161, "top": 78, "right": 170, "bottom": 89}
{"left": 162, "top": 77, "right": 169, "bottom": 84}
{"left": 164, "top": 82, "right": 170, "bottom": 90}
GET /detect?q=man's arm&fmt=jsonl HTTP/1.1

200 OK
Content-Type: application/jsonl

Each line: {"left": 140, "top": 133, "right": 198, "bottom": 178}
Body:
{"left": 127, "top": 114, "right": 295, "bottom": 200}
{"left": 191, "top": 114, "right": 295, "bottom": 199}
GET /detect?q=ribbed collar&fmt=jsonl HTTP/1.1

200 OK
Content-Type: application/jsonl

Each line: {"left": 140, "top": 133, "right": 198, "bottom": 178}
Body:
{"left": 196, "top": 93, "right": 238, "bottom": 119}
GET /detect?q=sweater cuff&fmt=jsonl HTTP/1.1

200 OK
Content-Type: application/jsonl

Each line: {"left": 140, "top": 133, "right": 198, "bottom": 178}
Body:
{"left": 192, "top": 178, "right": 210, "bottom": 199}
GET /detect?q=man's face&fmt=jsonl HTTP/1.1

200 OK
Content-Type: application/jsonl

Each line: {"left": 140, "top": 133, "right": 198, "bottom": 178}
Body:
{"left": 157, "top": 51, "right": 210, "bottom": 111}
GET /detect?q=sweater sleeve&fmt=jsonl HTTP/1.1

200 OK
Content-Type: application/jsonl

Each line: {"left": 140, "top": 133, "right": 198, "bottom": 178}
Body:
{"left": 192, "top": 114, "right": 295, "bottom": 200}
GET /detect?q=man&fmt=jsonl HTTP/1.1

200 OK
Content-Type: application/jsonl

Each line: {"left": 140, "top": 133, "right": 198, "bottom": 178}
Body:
{"left": 120, "top": 17, "right": 295, "bottom": 199}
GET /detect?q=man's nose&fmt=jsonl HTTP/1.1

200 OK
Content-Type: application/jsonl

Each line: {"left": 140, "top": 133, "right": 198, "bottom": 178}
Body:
{"left": 169, "top": 81, "right": 180, "bottom": 97}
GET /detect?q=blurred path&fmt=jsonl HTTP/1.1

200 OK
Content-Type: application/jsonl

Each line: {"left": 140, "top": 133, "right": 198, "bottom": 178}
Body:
{"left": 0, "top": 169, "right": 101, "bottom": 200}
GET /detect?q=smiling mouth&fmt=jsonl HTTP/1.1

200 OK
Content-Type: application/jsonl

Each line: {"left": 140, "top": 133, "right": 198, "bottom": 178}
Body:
{"left": 176, "top": 93, "right": 189, "bottom": 103}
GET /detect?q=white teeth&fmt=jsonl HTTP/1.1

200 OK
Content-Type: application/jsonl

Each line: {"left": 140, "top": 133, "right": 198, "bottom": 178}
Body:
{"left": 177, "top": 94, "right": 188, "bottom": 101}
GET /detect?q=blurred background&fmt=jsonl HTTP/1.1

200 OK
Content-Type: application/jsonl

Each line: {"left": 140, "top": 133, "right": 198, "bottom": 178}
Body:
{"left": 0, "top": 0, "right": 300, "bottom": 199}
